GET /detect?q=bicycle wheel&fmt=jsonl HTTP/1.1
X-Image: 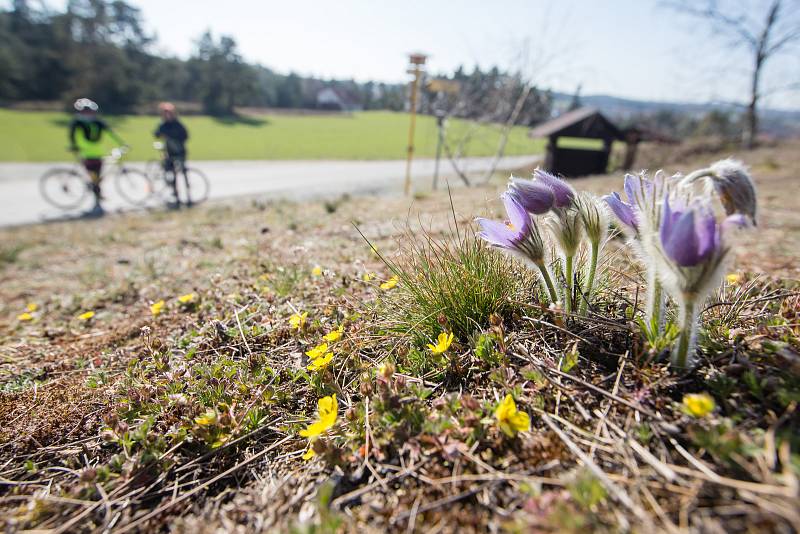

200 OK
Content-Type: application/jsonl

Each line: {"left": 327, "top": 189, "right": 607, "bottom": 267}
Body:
{"left": 114, "top": 167, "right": 154, "bottom": 206}
{"left": 39, "top": 167, "right": 89, "bottom": 210}
{"left": 145, "top": 159, "right": 163, "bottom": 180}
{"left": 176, "top": 167, "right": 210, "bottom": 205}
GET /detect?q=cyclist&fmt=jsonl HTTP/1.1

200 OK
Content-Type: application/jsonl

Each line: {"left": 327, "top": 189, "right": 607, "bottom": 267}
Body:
{"left": 69, "top": 98, "right": 126, "bottom": 215}
{"left": 154, "top": 102, "right": 190, "bottom": 206}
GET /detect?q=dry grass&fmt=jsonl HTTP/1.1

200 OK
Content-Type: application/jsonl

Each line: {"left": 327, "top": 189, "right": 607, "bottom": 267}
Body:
{"left": 0, "top": 140, "right": 799, "bottom": 532}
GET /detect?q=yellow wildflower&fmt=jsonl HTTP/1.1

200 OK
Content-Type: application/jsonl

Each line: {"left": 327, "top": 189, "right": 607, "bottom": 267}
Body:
{"left": 323, "top": 325, "right": 344, "bottom": 342}
{"left": 26, "top": 303, "right": 38, "bottom": 312}
{"left": 150, "top": 300, "right": 165, "bottom": 316}
{"left": 682, "top": 393, "right": 715, "bottom": 418}
{"left": 380, "top": 275, "right": 399, "bottom": 290}
{"left": 302, "top": 448, "right": 316, "bottom": 460}
{"left": 195, "top": 409, "right": 218, "bottom": 426}
{"left": 307, "top": 351, "right": 334, "bottom": 371}
{"left": 726, "top": 273, "right": 741, "bottom": 285}
{"left": 305, "top": 343, "right": 329, "bottom": 359}
{"left": 258, "top": 273, "right": 270, "bottom": 281}
{"left": 362, "top": 272, "right": 375, "bottom": 282}
{"left": 289, "top": 311, "right": 308, "bottom": 330}
{"left": 177, "top": 293, "right": 197, "bottom": 304}
{"left": 427, "top": 332, "right": 454, "bottom": 355}
{"left": 495, "top": 395, "right": 531, "bottom": 437}
{"left": 378, "top": 361, "right": 394, "bottom": 379}
{"left": 311, "top": 266, "right": 323, "bottom": 276}
{"left": 17, "top": 312, "right": 34, "bottom": 322}
{"left": 300, "top": 394, "right": 338, "bottom": 438}
{"left": 78, "top": 311, "right": 95, "bottom": 321}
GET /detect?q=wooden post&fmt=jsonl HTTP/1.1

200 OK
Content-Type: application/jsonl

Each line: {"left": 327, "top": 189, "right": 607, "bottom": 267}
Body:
{"left": 432, "top": 111, "right": 445, "bottom": 190}
{"left": 404, "top": 53, "right": 426, "bottom": 196}
{"left": 622, "top": 130, "right": 640, "bottom": 171}
{"left": 544, "top": 135, "right": 557, "bottom": 172}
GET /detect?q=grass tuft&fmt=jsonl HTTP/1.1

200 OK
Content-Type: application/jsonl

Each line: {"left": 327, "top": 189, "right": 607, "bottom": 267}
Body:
{"left": 362, "top": 210, "right": 529, "bottom": 344}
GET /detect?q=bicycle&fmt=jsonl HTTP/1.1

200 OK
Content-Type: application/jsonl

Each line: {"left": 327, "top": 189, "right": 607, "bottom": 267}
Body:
{"left": 39, "top": 147, "right": 150, "bottom": 210}
{"left": 137, "top": 142, "right": 210, "bottom": 207}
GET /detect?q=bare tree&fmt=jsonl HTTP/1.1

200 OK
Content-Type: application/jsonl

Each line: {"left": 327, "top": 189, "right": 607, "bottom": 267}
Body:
{"left": 665, "top": 0, "right": 800, "bottom": 148}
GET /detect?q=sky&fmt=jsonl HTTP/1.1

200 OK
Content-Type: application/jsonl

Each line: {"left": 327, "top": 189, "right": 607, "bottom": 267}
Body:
{"left": 45, "top": 0, "right": 800, "bottom": 110}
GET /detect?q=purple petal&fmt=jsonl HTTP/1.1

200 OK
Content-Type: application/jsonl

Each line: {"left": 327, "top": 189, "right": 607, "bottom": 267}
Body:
{"left": 624, "top": 174, "right": 655, "bottom": 205}
{"left": 475, "top": 218, "right": 514, "bottom": 248}
{"left": 501, "top": 192, "right": 530, "bottom": 234}
{"left": 603, "top": 192, "right": 638, "bottom": 229}
{"left": 663, "top": 210, "right": 702, "bottom": 266}
{"left": 509, "top": 178, "right": 555, "bottom": 214}
{"left": 623, "top": 175, "right": 641, "bottom": 204}
{"left": 660, "top": 195, "right": 674, "bottom": 243}
{"left": 534, "top": 169, "right": 575, "bottom": 208}
{"left": 660, "top": 195, "right": 683, "bottom": 242}
{"left": 723, "top": 214, "right": 748, "bottom": 232}
{"left": 694, "top": 206, "right": 718, "bottom": 261}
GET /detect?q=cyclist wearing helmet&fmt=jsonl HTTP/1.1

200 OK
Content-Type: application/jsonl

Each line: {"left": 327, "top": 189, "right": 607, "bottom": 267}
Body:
{"left": 69, "top": 98, "right": 126, "bottom": 213}
{"left": 154, "top": 102, "right": 190, "bottom": 206}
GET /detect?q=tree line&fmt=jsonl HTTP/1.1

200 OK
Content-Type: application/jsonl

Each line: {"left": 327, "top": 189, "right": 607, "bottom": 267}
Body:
{"left": 0, "top": 0, "right": 409, "bottom": 115}
{"left": 0, "top": 0, "right": 554, "bottom": 124}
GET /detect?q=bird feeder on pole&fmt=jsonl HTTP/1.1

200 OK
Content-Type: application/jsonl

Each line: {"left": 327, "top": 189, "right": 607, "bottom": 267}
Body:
{"left": 403, "top": 52, "right": 427, "bottom": 196}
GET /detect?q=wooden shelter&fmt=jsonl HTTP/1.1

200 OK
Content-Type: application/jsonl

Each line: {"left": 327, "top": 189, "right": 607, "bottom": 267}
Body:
{"left": 529, "top": 107, "right": 623, "bottom": 177}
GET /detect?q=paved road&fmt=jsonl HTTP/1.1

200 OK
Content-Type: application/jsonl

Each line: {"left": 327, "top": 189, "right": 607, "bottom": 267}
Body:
{"left": 0, "top": 155, "right": 541, "bottom": 227}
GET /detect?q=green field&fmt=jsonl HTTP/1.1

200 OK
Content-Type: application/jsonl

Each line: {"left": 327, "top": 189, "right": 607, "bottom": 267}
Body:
{"left": 0, "top": 109, "right": 544, "bottom": 162}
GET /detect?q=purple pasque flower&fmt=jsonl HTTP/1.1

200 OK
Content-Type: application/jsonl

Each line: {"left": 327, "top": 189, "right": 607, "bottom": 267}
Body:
{"left": 508, "top": 177, "right": 555, "bottom": 215}
{"left": 476, "top": 192, "right": 546, "bottom": 264}
{"left": 533, "top": 169, "right": 575, "bottom": 208}
{"left": 623, "top": 173, "right": 654, "bottom": 208}
{"left": 659, "top": 196, "right": 720, "bottom": 267}
{"left": 603, "top": 192, "right": 638, "bottom": 230}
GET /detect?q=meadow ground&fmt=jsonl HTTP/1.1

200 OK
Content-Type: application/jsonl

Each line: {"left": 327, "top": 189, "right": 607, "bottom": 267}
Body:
{"left": 0, "top": 109, "right": 544, "bottom": 162}
{"left": 0, "top": 141, "right": 798, "bottom": 532}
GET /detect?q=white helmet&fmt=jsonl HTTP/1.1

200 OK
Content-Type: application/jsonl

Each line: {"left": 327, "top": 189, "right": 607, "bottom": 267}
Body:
{"left": 74, "top": 98, "right": 99, "bottom": 112}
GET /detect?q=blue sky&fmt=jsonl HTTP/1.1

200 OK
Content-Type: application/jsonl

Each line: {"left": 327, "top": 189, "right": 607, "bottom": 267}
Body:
{"left": 43, "top": 0, "right": 800, "bottom": 109}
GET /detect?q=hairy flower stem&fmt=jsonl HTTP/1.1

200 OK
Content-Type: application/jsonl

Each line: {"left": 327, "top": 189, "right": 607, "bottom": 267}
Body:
{"left": 645, "top": 267, "right": 665, "bottom": 334}
{"left": 535, "top": 261, "right": 558, "bottom": 304}
{"left": 579, "top": 241, "right": 599, "bottom": 316}
{"left": 673, "top": 295, "right": 699, "bottom": 368}
{"left": 682, "top": 168, "right": 714, "bottom": 183}
{"left": 564, "top": 255, "right": 574, "bottom": 314}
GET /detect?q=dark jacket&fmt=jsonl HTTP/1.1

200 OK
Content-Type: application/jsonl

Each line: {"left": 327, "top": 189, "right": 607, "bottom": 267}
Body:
{"left": 154, "top": 119, "right": 189, "bottom": 156}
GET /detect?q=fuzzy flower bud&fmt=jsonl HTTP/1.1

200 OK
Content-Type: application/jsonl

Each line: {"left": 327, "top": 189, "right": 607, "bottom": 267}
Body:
{"left": 576, "top": 192, "right": 609, "bottom": 246}
{"left": 682, "top": 159, "right": 758, "bottom": 225}
{"left": 548, "top": 206, "right": 583, "bottom": 259}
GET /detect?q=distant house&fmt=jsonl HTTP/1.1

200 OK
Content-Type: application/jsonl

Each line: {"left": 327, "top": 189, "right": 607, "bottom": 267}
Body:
{"left": 316, "top": 87, "right": 363, "bottom": 112}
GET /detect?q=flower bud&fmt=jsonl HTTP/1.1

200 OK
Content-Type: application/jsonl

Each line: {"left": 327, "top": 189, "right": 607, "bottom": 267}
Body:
{"left": 682, "top": 159, "right": 758, "bottom": 226}
{"left": 708, "top": 159, "right": 757, "bottom": 224}
{"left": 378, "top": 362, "right": 395, "bottom": 380}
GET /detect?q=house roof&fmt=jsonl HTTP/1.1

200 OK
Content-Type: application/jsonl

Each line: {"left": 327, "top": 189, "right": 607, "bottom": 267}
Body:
{"left": 529, "top": 107, "right": 623, "bottom": 140}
